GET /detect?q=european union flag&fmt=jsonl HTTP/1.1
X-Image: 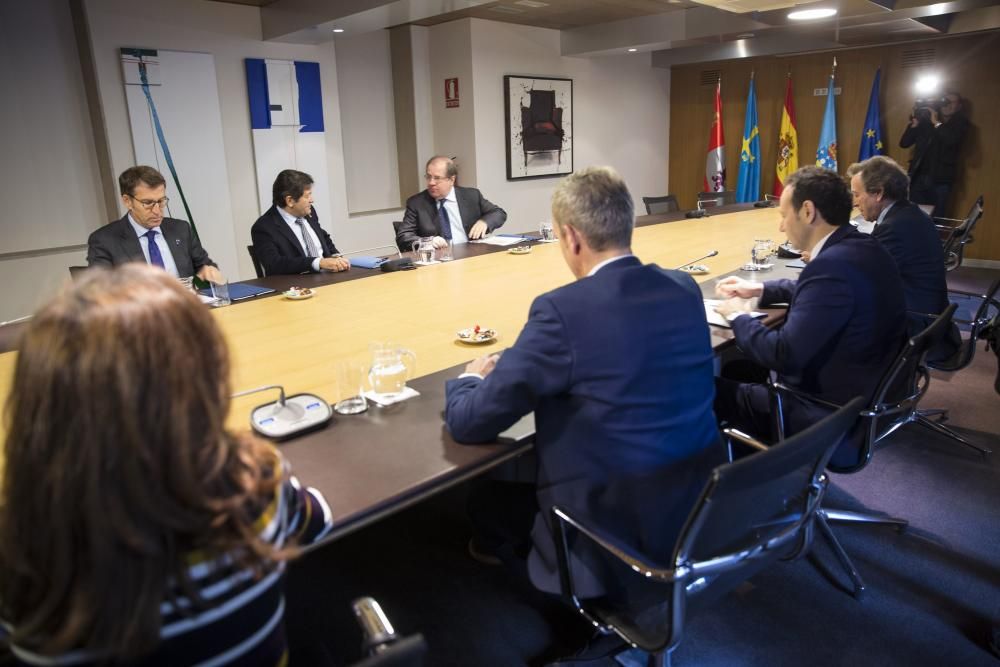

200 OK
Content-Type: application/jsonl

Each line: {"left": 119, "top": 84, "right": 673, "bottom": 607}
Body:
{"left": 858, "top": 68, "right": 884, "bottom": 161}
{"left": 815, "top": 74, "right": 838, "bottom": 171}
{"left": 736, "top": 76, "right": 761, "bottom": 203}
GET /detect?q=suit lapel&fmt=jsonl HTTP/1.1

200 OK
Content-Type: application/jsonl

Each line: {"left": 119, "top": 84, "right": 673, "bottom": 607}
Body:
{"left": 272, "top": 207, "right": 307, "bottom": 257}
{"left": 115, "top": 215, "right": 146, "bottom": 262}
{"left": 159, "top": 219, "right": 193, "bottom": 275}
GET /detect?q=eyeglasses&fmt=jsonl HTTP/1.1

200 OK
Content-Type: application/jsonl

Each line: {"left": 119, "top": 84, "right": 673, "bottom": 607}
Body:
{"left": 129, "top": 195, "right": 170, "bottom": 210}
{"left": 424, "top": 174, "right": 453, "bottom": 183}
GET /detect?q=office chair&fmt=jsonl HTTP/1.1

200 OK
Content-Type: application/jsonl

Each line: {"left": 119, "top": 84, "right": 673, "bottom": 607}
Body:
{"left": 520, "top": 89, "right": 565, "bottom": 168}
{"left": 550, "top": 398, "right": 863, "bottom": 667}
{"left": 935, "top": 196, "right": 983, "bottom": 271}
{"left": 696, "top": 190, "right": 736, "bottom": 208}
{"left": 350, "top": 597, "right": 426, "bottom": 667}
{"left": 642, "top": 195, "right": 680, "bottom": 216}
{"left": 766, "top": 304, "right": 957, "bottom": 598}
{"left": 915, "top": 279, "right": 1000, "bottom": 455}
{"left": 247, "top": 245, "right": 265, "bottom": 278}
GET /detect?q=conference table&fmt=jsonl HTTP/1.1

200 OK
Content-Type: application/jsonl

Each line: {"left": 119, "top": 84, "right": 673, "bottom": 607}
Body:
{"left": 0, "top": 204, "right": 802, "bottom": 547}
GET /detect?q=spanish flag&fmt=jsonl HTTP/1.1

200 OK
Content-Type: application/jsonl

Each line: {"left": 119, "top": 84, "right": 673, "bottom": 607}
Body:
{"left": 773, "top": 75, "right": 798, "bottom": 196}
{"left": 704, "top": 80, "right": 726, "bottom": 192}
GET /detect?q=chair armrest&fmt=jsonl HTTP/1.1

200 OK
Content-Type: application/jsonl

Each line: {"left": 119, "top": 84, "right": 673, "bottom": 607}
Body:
{"left": 933, "top": 216, "right": 963, "bottom": 227}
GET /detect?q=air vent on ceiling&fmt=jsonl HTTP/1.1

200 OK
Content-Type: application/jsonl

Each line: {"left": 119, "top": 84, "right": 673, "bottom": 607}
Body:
{"left": 700, "top": 70, "right": 721, "bottom": 86}
{"left": 900, "top": 48, "right": 936, "bottom": 69}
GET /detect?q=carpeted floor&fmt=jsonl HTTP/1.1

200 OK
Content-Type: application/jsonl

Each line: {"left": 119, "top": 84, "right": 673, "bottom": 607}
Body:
{"left": 285, "top": 267, "right": 1000, "bottom": 667}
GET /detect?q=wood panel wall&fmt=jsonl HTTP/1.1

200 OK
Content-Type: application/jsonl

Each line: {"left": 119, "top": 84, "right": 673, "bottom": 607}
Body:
{"left": 667, "top": 32, "right": 1000, "bottom": 261}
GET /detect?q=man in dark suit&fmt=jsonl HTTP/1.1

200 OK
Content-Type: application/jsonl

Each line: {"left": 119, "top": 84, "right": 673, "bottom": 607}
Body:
{"left": 444, "top": 167, "right": 724, "bottom": 599}
{"left": 87, "top": 166, "right": 222, "bottom": 282}
{"left": 848, "top": 156, "right": 959, "bottom": 360}
{"left": 715, "top": 166, "right": 907, "bottom": 469}
{"left": 250, "top": 169, "right": 348, "bottom": 276}
{"left": 394, "top": 156, "right": 506, "bottom": 251}
{"left": 899, "top": 91, "right": 970, "bottom": 217}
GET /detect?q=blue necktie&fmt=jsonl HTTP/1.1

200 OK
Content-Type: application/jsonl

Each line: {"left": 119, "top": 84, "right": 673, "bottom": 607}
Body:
{"left": 143, "top": 230, "right": 166, "bottom": 269}
{"left": 437, "top": 200, "right": 452, "bottom": 240}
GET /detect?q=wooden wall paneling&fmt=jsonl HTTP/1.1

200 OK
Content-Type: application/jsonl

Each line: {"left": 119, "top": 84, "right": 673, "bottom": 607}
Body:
{"left": 669, "top": 32, "right": 1000, "bottom": 260}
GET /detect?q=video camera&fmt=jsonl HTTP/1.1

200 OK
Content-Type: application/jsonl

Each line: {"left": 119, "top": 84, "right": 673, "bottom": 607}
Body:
{"left": 912, "top": 96, "right": 947, "bottom": 122}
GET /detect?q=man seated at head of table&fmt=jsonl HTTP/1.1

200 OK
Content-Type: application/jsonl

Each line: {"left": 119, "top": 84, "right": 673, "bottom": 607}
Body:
{"left": 87, "top": 166, "right": 224, "bottom": 284}
{"left": 394, "top": 156, "right": 507, "bottom": 251}
{"left": 846, "top": 155, "right": 959, "bottom": 361}
{"left": 714, "top": 166, "right": 907, "bottom": 468}
{"left": 443, "top": 166, "right": 725, "bottom": 602}
{"left": 251, "top": 169, "right": 350, "bottom": 275}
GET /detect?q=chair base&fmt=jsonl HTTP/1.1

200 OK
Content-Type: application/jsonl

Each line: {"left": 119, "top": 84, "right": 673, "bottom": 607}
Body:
{"left": 814, "top": 509, "right": 909, "bottom": 600}
{"left": 915, "top": 414, "right": 993, "bottom": 456}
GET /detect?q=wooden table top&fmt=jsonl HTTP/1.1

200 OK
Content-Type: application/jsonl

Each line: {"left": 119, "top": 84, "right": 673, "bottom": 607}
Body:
{"left": 0, "top": 205, "right": 797, "bottom": 540}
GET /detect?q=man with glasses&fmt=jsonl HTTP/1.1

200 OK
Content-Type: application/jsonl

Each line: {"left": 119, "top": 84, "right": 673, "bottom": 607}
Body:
{"left": 394, "top": 156, "right": 506, "bottom": 251}
{"left": 87, "top": 166, "right": 222, "bottom": 282}
{"left": 899, "top": 91, "right": 970, "bottom": 217}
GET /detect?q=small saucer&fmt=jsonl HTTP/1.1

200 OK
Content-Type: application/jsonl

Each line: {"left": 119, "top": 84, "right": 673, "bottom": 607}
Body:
{"left": 680, "top": 264, "right": 710, "bottom": 275}
{"left": 457, "top": 327, "right": 497, "bottom": 344}
{"left": 284, "top": 289, "right": 314, "bottom": 300}
{"left": 508, "top": 246, "right": 532, "bottom": 255}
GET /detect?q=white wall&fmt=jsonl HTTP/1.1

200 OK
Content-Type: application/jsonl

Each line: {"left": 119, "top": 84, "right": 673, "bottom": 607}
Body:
{"left": 0, "top": 0, "right": 107, "bottom": 321}
{"left": 82, "top": 0, "right": 400, "bottom": 279}
{"left": 427, "top": 20, "right": 478, "bottom": 185}
{"left": 335, "top": 30, "right": 401, "bottom": 213}
{"left": 468, "top": 19, "right": 670, "bottom": 230}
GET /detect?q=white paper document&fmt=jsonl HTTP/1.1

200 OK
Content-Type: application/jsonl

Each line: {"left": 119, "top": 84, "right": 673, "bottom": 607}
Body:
{"left": 470, "top": 235, "right": 523, "bottom": 247}
{"left": 703, "top": 299, "right": 766, "bottom": 329}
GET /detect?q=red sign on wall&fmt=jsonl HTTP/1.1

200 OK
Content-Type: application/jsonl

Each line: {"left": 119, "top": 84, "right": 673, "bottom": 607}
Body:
{"left": 445, "top": 78, "right": 459, "bottom": 108}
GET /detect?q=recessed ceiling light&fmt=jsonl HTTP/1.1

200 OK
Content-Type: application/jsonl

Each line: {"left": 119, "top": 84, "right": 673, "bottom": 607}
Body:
{"left": 628, "top": 48, "right": 638, "bottom": 52}
{"left": 332, "top": 28, "right": 345, "bottom": 33}
{"left": 736, "top": 33, "right": 755, "bottom": 39}
{"left": 787, "top": 7, "right": 837, "bottom": 20}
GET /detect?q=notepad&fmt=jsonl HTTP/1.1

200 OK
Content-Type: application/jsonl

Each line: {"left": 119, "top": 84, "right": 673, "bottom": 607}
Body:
{"left": 704, "top": 300, "right": 766, "bottom": 329}
{"left": 470, "top": 236, "right": 523, "bottom": 247}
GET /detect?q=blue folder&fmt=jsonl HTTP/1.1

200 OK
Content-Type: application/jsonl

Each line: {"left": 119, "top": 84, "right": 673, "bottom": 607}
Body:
{"left": 199, "top": 284, "right": 275, "bottom": 301}
{"left": 350, "top": 256, "right": 390, "bottom": 269}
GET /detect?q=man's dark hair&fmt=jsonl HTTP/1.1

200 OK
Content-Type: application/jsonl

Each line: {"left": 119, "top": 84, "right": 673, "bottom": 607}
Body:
{"left": 785, "top": 166, "right": 852, "bottom": 226}
{"left": 118, "top": 166, "right": 165, "bottom": 197}
{"left": 272, "top": 170, "right": 314, "bottom": 208}
{"left": 854, "top": 156, "right": 910, "bottom": 202}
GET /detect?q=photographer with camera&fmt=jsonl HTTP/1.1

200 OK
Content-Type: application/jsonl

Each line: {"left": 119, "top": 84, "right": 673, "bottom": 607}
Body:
{"left": 899, "top": 91, "right": 969, "bottom": 217}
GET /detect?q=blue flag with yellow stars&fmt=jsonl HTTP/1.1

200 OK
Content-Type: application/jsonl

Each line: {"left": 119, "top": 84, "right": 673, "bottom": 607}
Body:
{"left": 859, "top": 68, "right": 884, "bottom": 161}
{"left": 736, "top": 75, "right": 761, "bottom": 203}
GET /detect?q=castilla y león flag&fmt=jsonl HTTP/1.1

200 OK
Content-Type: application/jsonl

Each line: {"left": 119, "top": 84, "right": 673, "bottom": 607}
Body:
{"left": 704, "top": 81, "right": 726, "bottom": 192}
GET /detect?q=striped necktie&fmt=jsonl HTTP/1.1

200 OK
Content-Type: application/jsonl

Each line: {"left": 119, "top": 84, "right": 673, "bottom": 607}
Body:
{"left": 296, "top": 218, "right": 319, "bottom": 257}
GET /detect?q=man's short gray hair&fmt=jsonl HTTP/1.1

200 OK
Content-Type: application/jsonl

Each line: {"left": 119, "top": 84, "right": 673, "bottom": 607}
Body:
{"left": 851, "top": 155, "right": 910, "bottom": 202}
{"left": 551, "top": 166, "right": 633, "bottom": 251}
{"left": 426, "top": 155, "right": 458, "bottom": 178}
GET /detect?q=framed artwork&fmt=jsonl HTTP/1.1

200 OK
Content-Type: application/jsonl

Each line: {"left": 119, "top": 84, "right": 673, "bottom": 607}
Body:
{"left": 504, "top": 75, "right": 573, "bottom": 180}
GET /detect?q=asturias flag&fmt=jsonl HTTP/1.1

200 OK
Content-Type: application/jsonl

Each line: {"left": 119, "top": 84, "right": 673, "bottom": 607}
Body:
{"left": 858, "top": 68, "right": 884, "bottom": 161}
{"left": 815, "top": 73, "right": 838, "bottom": 171}
{"left": 736, "top": 75, "right": 761, "bottom": 203}
{"left": 774, "top": 75, "right": 798, "bottom": 197}
{"left": 704, "top": 81, "right": 726, "bottom": 192}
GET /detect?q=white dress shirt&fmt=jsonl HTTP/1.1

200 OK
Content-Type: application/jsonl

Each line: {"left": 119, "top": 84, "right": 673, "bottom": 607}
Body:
{"left": 128, "top": 214, "right": 180, "bottom": 278}
{"left": 587, "top": 253, "right": 635, "bottom": 277}
{"left": 438, "top": 187, "right": 468, "bottom": 244}
{"left": 277, "top": 206, "right": 323, "bottom": 272}
{"left": 809, "top": 228, "right": 838, "bottom": 258}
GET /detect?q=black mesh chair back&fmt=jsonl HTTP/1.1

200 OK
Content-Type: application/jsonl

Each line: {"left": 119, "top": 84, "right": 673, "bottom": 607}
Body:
{"left": 550, "top": 398, "right": 863, "bottom": 664}
{"left": 937, "top": 196, "right": 983, "bottom": 271}
{"left": 931, "top": 279, "right": 1000, "bottom": 372}
{"left": 696, "top": 190, "right": 736, "bottom": 208}
{"left": 247, "top": 245, "right": 265, "bottom": 278}
{"left": 642, "top": 195, "right": 680, "bottom": 216}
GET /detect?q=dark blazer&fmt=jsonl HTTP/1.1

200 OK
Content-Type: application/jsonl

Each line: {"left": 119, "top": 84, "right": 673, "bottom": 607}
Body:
{"left": 86, "top": 215, "right": 215, "bottom": 278}
{"left": 899, "top": 113, "right": 969, "bottom": 185}
{"left": 730, "top": 225, "right": 907, "bottom": 467}
{"left": 395, "top": 185, "right": 506, "bottom": 251}
{"left": 445, "top": 257, "right": 724, "bottom": 598}
{"left": 250, "top": 206, "right": 339, "bottom": 276}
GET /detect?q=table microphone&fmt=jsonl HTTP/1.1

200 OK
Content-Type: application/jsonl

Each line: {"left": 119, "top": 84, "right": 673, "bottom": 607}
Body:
{"left": 674, "top": 250, "right": 718, "bottom": 270}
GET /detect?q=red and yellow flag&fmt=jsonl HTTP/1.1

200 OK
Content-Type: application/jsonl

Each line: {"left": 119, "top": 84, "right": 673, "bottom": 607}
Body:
{"left": 774, "top": 75, "right": 798, "bottom": 196}
{"left": 704, "top": 81, "right": 726, "bottom": 192}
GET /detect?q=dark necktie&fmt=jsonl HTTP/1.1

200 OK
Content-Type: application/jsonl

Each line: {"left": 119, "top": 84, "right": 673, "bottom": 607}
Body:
{"left": 143, "top": 230, "right": 166, "bottom": 269}
{"left": 438, "top": 200, "right": 452, "bottom": 240}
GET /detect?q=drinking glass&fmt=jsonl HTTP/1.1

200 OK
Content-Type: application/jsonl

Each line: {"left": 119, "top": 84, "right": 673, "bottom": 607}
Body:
{"left": 207, "top": 281, "right": 231, "bottom": 308}
{"left": 334, "top": 360, "right": 368, "bottom": 415}
{"left": 539, "top": 221, "right": 555, "bottom": 242}
{"left": 438, "top": 240, "right": 453, "bottom": 262}
{"left": 753, "top": 238, "right": 773, "bottom": 270}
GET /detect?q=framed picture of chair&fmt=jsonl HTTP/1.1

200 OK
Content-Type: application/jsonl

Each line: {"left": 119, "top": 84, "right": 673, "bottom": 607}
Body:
{"left": 504, "top": 75, "right": 573, "bottom": 180}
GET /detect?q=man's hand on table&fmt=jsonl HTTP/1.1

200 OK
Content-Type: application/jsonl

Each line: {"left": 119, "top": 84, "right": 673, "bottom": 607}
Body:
{"left": 464, "top": 354, "right": 500, "bottom": 379}
{"left": 715, "top": 276, "right": 764, "bottom": 299}
{"left": 468, "top": 220, "right": 488, "bottom": 240}
{"left": 197, "top": 265, "right": 225, "bottom": 284}
{"left": 432, "top": 236, "right": 449, "bottom": 249}
{"left": 320, "top": 256, "right": 351, "bottom": 272}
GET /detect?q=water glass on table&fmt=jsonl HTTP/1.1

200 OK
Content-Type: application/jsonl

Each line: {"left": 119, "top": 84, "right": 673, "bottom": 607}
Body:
{"left": 539, "top": 221, "right": 556, "bottom": 242}
{"left": 335, "top": 360, "right": 368, "bottom": 415}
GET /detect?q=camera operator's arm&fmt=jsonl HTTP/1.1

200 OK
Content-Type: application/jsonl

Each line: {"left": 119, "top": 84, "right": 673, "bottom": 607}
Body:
{"left": 900, "top": 115, "right": 930, "bottom": 148}
{"left": 935, "top": 112, "right": 969, "bottom": 153}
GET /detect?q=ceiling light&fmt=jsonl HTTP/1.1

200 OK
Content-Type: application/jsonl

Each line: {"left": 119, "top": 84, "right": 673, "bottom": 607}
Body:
{"left": 332, "top": 28, "right": 345, "bottom": 33}
{"left": 628, "top": 48, "right": 638, "bottom": 52}
{"left": 787, "top": 7, "right": 837, "bottom": 20}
